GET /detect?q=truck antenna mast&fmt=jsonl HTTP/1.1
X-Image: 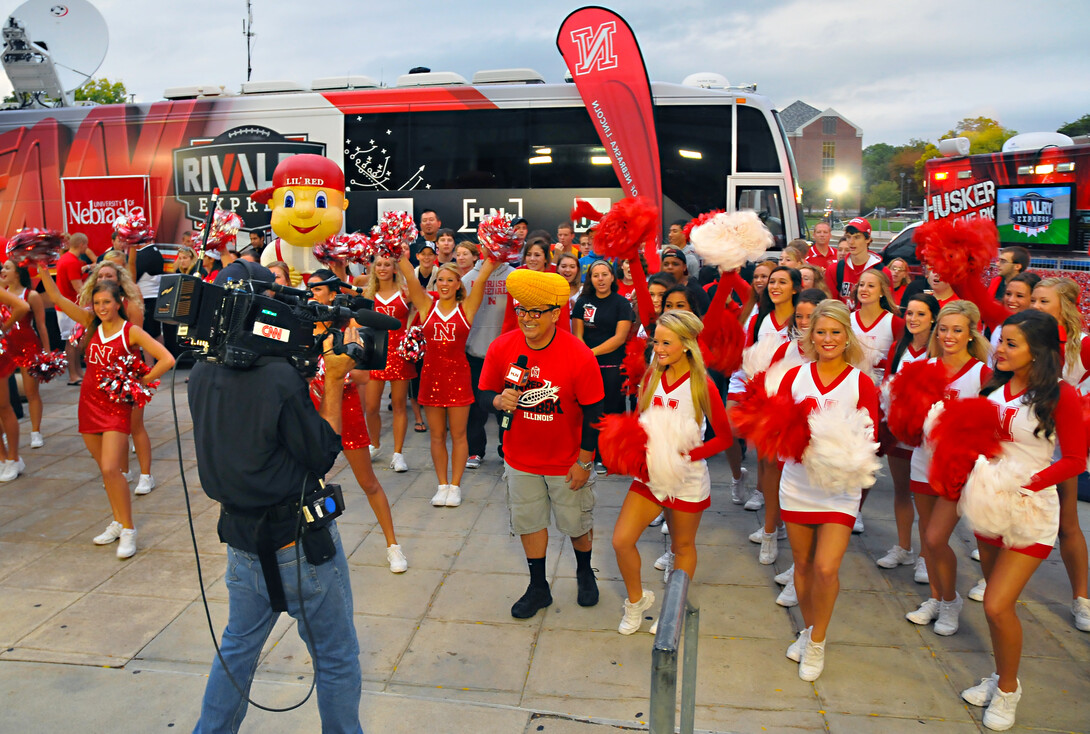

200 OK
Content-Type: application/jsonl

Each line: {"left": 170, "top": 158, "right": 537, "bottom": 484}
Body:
{"left": 243, "top": 0, "right": 254, "bottom": 82}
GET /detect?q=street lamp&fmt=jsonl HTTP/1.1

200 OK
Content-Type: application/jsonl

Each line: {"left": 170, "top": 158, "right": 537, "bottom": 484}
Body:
{"left": 900, "top": 172, "right": 906, "bottom": 209}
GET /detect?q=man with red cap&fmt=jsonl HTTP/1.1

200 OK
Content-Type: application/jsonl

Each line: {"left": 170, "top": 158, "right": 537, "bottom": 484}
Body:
{"left": 254, "top": 154, "right": 348, "bottom": 286}
{"left": 825, "top": 217, "right": 881, "bottom": 307}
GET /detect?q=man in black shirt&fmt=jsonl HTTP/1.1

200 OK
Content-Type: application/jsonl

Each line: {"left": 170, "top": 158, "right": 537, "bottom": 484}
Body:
{"left": 188, "top": 300, "right": 365, "bottom": 733}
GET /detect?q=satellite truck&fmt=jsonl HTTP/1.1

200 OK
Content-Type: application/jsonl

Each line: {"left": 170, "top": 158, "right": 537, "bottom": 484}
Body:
{"left": 0, "top": 0, "right": 806, "bottom": 256}
{"left": 922, "top": 132, "right": 1090, "bottom": 276}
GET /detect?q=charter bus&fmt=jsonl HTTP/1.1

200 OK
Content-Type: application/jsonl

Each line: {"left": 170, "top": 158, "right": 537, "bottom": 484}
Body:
{"left": 0, "top": 69, "right": 805, "bottom": 253}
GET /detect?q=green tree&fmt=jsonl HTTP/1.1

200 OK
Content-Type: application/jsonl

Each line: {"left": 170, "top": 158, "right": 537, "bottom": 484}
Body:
{"left": 862, "top": 143, "right": 895, "bottom": 191}
{"left": 1058, "top": 114, "right": 1090, "bottom": 137}
{"left": 863, "top": 180, "right": 900, "bottom": 212}
{"left": 800, "top": 179, "right": 824, "bottom": 215}
{"left": 942, "top": 117, "right": 1016, "bottom": 154}
{"left": 74, "top": 77, "right": 128, "bottom": 105}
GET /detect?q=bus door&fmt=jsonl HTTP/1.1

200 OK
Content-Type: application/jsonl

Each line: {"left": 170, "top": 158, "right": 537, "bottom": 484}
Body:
{"left": 729, "top": 176, "right": 788, "bottom": 249}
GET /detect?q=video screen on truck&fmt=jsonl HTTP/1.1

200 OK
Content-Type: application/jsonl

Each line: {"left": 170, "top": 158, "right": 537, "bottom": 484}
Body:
{"left": 995, "top": 185, "right": 1074, "bottom": 248}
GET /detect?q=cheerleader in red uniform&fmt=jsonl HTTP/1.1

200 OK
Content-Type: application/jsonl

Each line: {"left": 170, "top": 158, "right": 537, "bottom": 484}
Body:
{"left": 307, "top": 272, "right": 406, "bottom": 573}
{"left": 40, "top": 271, "right": 174, "bottom": 558}
{"left": 1, "top": 260, "right": 50, "bottom": 451}
{"left": 954, "top": 272, "right": 1090, "bottom": 630}
{"left": 0, "top": 286, "right": 29, "bottom": 482}
{"left": 849, "top": 268, "right": 904, "bottom": 533}
{"left": 777, "top": 300, "right": 879, "bottom": 681}
{"left": 363, "top": 256, "right": 416, "bottom": 473}
{"left": 905, "top": 300, "right": 991, "bottom": 635}
{"left": 958, "top": 310, "right": 1086, "bottom": 729}
{"left": 611, "top": 310, "right": 734, "bottom": 634}
{"left": 876, "top": 293, "right": 938, "bottom": 576}
{"left": 398, "top": 255, "right": 497, "bottom": 507}
{"left": 746, "top": 265, "right": 801, "bottom": 565}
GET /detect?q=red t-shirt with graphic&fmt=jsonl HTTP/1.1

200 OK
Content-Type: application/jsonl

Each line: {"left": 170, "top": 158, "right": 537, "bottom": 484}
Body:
{"left": 480, "top": 327, "right": 604, "bottom": 476}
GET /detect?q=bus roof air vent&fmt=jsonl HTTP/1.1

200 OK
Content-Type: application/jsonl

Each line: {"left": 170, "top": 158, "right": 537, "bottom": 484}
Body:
{"left": 240, "top": 80, "right": 307, "bottom": 95}
{"left": 682, "top": 72, "right": 729, "bottom": 89}
{"left": 395, "top": 71, "right": 468, "bottom": 87}
{"left": 310, "top": 75, "right": 380, "bottom": 91}
{"left": 163, "top": 84, "right": 228, "bottom": 100}
{"left": 471, "top": 68, "right": 546, "bottom": 85}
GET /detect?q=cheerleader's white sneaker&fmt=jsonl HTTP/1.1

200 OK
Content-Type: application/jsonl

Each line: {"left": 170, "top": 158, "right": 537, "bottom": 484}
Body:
{"left": 982, "top": 681, "right": 1021, "bottom": 731}
{"left": 430, "top": 485, "right": 450, "bottom": 507}
{"left": 961, "top": 672, "right": 999, "bottom": 707}
{"left": 116, "top": 528, "right": 137, "bottom": 559}
{"left": 134, "top": 474, "right": 156, "bottom": 495}
{"left": 29, "top": 432, "right": 43, "bottom": 449}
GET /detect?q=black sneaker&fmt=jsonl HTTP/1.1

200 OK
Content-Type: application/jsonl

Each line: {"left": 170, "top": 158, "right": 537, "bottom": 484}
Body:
{"left": 576, "top": 567, "right": 599, "bottom": 607}
{"left": 511, "top": 583, "right": 552, "bottom": 618}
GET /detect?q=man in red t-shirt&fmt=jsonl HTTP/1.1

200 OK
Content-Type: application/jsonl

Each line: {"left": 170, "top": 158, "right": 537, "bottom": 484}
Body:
{"left": 805, "top": 220, "right": 837, "bottom": 273}
{"left": 480, "top": 269, "right": 605, "bottom": 619}
{"left": 54, "top": 232, "right": 89, "bottom": 384}
{"left": 825, "top": 217, "right": 881, "bottom": 306}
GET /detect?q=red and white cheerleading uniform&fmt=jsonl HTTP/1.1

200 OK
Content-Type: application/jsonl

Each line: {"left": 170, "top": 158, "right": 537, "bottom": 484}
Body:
{"left": 418, "top": 303, "right": 474, "bottom": 407}
{"left": 851, "top": 310, "right": 904, "bottom": 379}
{"left": 776, "top": 363, "right": 879, "bottom": 527}
{"left": 369, "top": 290, "right": 417, "bottom": 381}
{"left": 977, "top": 381, "right": 1086, "bottom": 557}
{"left": 882, "top": 343, "right": 928, "bottom": 460}
{"left": 728, "top": 310, "right": 790, "bottom": 400}
{"left": 79, "top": 322, "right": 138, "bottom": 434}
{"left": 1063, "top": 333, "right": 1090, "bottom": 392}
{"left": 629, "top": 372, "right": 733, "bottom": 512}
{"left": 909, "top": 358, "right": 991, "bottom": 496}
{"left": 310, "top": 356, "right": 370, "bottom": 450}
{"left": 3, "top": 287, "right": 41, "bottom": 368}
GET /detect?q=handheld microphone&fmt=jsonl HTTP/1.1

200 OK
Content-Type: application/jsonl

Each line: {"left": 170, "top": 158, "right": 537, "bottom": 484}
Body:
{"left": 500, "top": 355, "right": 529, "bottom": 430}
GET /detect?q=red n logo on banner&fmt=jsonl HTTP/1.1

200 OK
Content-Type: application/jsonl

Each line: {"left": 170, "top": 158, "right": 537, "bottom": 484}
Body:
{"left": 569, "top": 22, "right": 618, "bottom": 75}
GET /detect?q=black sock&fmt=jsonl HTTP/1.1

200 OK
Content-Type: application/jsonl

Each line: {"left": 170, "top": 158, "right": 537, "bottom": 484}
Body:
{"left": 527, "top": 557, "right": 547, "bottom": 588}
{"left": 574, "top": 548, "right": 592, "bottom": 574}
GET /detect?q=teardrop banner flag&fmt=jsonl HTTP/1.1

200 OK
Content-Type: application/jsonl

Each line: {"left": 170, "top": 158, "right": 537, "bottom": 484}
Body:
{"left": 557, "top": 6, "right": 662, "bottom": 270}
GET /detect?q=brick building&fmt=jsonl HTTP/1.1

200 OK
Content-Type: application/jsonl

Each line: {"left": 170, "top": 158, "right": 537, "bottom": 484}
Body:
{"left": 780, "top": 100, "right": 863, "bottom": 215}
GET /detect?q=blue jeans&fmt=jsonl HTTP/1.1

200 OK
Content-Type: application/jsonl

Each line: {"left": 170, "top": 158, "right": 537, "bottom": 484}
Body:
{"left": 193, "top": 522, "right": 363, "bottom": 734}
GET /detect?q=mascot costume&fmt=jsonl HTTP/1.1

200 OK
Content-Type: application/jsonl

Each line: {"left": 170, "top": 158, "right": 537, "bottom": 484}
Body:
{"left": 252, "top": 154, "right": 348, "bottom": 286}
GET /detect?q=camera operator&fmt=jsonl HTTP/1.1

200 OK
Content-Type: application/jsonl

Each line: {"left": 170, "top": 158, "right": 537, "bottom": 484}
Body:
{"left": 188, "top": 267, "right": 365, "bottom": 733}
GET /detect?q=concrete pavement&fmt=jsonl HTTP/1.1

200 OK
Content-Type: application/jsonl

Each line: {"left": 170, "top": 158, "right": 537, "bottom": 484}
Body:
{"left": 0, "top": 372, "right": 1088, "bottom": 733}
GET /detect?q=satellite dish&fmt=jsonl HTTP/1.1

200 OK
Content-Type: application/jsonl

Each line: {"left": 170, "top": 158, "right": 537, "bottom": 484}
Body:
{"left": 2, "top": 0, "right": 108, "bottom": 106}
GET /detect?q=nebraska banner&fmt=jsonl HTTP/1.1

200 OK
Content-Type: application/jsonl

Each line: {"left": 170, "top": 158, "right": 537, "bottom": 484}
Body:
{"left": 61, "top": 175, "right": 151, "bottom": 255}
{"left": 557, "top": 6, "right": 662, "bottom": 266}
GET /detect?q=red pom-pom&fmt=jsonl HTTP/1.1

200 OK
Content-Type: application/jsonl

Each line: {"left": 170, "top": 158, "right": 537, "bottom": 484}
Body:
{"left": 887, "top": 360, "right": 949, "bottom": 446}
{"left": 98, "top": 353, "right": 158, "bottom": 408}
{"left": 595, "top": 413, "right": 649, "bottom": 481}
{"left": 699, "top": 313, "right": 745, "bottom": 373}
{"left": 570, "top": 199, "right": 605, "bottom": 224}
{"left": 370, "top": 211, "right": 417, "bottom": 261}
{"left": 730, "top": 376, "right": 812, "bottom": 461}
{"left": 315, "top": 232, "right": 371, "bottom": 266}
{"left": 683, "top": 209, "right": 724, "bottom": 241}
{"left": 396, "top": 325, "right": 427, "bottom": 362}
{"left": 7, "top": 228, "right": 65, "bottom": 266}
{"left": 928, "top": 396, "right": 1003, "bottom": 500}
{"left": 26, "top": 350, "right": 67, "bottom": 383}
{"left": 197, "top": 210, "right": 242, "bottom": 254}
{"left": 914, "top": 217, "right": 999, "bottom": 284}
{"left": 476, "top": 214, "right": 523, "bottom": 265}
{"left": 591, "top": 196, "right": 658, "bottom": 261}
{"left": 112, "top": 213, "right": 156, "bottom": 247}
{"left": 621, "top": 336, "right": 648, "bottom": 395}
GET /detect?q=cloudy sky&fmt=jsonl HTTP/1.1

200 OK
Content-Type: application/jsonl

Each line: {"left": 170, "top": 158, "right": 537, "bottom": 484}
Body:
{"left": 3, "top": 0, "right": 1088, "bottom": 146}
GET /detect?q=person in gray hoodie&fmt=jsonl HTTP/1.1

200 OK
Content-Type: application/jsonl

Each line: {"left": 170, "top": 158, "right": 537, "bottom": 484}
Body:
{"left": 462, "top": 256, "right": 513, "bottom": 468}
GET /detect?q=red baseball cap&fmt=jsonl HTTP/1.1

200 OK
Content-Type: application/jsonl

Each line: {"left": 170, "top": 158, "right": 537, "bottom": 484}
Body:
{"left": 845, "top": 217, "right": 871, "bottom": 235}
{"left": 251, "top": 154, "right": 345, "bottom": 205}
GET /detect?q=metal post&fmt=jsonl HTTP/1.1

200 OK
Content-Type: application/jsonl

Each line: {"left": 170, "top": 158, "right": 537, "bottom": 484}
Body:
{"left": 650, "top": 569, "right": 699, "bottom": 734}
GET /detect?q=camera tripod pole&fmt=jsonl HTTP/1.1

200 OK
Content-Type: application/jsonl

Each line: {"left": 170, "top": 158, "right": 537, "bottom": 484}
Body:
{"left": 198, "top": 187, "right": 221, "bottom": 257}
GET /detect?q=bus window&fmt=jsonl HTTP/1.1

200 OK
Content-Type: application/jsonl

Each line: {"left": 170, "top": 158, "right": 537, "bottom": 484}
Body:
{"left": 529, "top": 107, "right": 623, "bottom": 189}
{"left": 411, "top": 108, "right": 531, "bottom": 188}
{"left": 736, "top": 186, "right": 785, "bottom": 248}
{"left": 736, "top": 106, "right": 780, "bottom": 173}
{"left": 655, "top": 104, "right": 732, "bottom": 218}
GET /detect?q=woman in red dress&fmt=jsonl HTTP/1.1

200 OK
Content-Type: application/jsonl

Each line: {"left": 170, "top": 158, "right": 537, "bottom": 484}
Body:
{"left": 40, "top": 269, "right": 174, "bottom": 559}
{"left": 1, "top": 260, "right": 51, "bottom": 450}
{"left": 0, "top": 286, "right": 29, "bottom": 482}
{"left": 363, "top": 256, "right": 416, "bottom": 473}
{"left": 398, "top": 255, "right": 496, "bottom": 507}
{"left": 307, "top": 271, "right": 407, "bottom": 573}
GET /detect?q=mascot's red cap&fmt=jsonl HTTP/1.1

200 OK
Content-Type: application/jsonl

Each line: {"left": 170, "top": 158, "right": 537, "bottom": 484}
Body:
{"left": 251, "top": 154, "right": 345, "bottom": 205}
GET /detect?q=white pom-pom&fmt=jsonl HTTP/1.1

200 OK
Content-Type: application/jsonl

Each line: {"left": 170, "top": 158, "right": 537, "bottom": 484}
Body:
{"left": 640, "top": 406, "right": 704, "bottom": 501}
{"left": 922, "top": 401, "right": 945, "bottom": 446}
{"left": 802, "top": 402, "right": 881, "bottom": 492}
{"left": 690, "top": 211, "right": 773, "bottom": 270}
{"left": 879, "top": 377, "right": 892, "bottom": 417}
{"left": 762, "top": 356, "right": 796, "bottom": 394}
{"left": 960, "top": 456, "right": 1059, "bottom": 549}
{"left": 743, "top": 334, "right": 786, "bottom": 379}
